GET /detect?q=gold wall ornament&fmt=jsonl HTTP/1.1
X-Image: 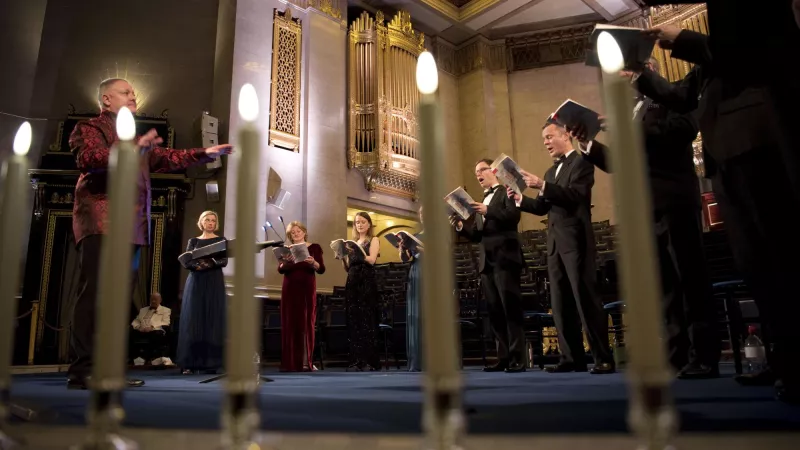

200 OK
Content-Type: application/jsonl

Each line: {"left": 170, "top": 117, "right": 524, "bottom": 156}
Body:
{"left": 269, "top": 8, "right": 303, "bottom": 152}
{"left": 348, "top": 10, "right": 425, "bottom": 200}
{"left": 309, "top": 0, "right": 342, "bottom": 20}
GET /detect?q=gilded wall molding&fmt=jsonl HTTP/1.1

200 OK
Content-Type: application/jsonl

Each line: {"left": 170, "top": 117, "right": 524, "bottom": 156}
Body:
{"left": 269, "top": 7, "right": 303, "bottom": 152}
{"left": 430, "top": 37, "right": 457, "bottom": 76}
{"left": 454, "top": 38, "right": 506, "bottom": 76}
{"left": 417, "top": 0, "right": 504, "bottom": 22}
{"left": 283, "top": 0, "right": 343, "bottom": 23}
{"left": 506, "top": 24, "right": 594, "bottom": 72}
{"left": 430, "top": 36, "right": 505, "bottom": 77}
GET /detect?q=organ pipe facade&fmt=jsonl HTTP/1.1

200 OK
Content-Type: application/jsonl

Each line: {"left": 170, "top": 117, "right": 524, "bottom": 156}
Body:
{"left": 348, "top": 10, "right": 425, "bottom": 200}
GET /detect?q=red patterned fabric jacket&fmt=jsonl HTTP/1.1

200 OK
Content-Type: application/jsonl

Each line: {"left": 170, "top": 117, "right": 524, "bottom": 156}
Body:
{"left": 70, "top": 110, "right": 213, "bottom": 246}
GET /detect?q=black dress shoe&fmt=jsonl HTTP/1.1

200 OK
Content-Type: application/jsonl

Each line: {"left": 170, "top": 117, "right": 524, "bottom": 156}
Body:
{"left": 735, "top": 368, "right": 776, "bottom": 386}
{"left": 544, "top": 363, "right": 588, "bottom": 373}
{"left": 589, "top": 362, "right": 615, "bottom": 374}
{"left": 504, "top": 362, "right": 526, "bottom": 373}
{"left": 67, "top": 377, "right": 145, "bottom": 390}
{"left": 483, "top": 360, "right": 509, "bottom": 372}
{"left": 677, "top": 362, "right": 719, "bottom": 380}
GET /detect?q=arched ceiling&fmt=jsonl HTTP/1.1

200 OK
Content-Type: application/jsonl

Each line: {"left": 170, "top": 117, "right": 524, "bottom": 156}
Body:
{"left": 350, "top": 0, "right": 643, "bottom": 44}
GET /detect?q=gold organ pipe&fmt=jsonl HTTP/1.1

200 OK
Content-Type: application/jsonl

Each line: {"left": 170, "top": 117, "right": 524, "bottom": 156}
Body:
{"left": 405, "top": 49, "right": 409, "bottom": 158}
{"left": 404, "top": 49, "right": 409, "bottom": 157}
{"left": 360, "top": 41, "right": 364, "bottom": 152}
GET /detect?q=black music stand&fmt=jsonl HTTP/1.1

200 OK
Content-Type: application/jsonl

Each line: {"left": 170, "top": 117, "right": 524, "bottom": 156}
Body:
{"left": 180, "top": 239, "right": 284, "bottom": 384}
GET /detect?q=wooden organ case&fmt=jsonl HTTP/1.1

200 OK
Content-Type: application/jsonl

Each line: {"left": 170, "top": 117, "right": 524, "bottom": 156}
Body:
{"left": 348, "top": 10, "right": 425, "bottom": 200}
{"left": 17, "top": 111, "right": 193, "bottom": 365}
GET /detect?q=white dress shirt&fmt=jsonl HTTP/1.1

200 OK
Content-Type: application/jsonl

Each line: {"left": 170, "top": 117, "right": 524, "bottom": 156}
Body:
{"left": 516, "top": 149, "right": 576, "bottom": 207}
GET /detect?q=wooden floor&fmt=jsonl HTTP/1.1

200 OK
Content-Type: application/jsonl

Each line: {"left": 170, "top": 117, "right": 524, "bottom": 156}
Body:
{"left": 6, "top": 426, "right": 800, "bottom": 450}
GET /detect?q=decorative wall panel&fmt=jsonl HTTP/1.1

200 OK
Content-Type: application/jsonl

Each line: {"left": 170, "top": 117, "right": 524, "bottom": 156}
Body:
{"left": 269, "top": 8, "right": 303, "bottom": 152}
{"left": 348, "top": 11, "right": 425, "bottom": 199}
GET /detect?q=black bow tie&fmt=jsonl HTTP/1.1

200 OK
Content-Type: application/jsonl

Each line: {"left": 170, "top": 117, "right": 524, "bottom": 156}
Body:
{"left": 554, "top": 157, "right": 566, "bottom": 167}
{"left": 483, "top": 186, "right": 498, "bottom": 198}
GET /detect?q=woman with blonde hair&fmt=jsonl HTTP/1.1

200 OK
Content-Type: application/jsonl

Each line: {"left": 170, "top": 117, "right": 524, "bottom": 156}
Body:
{"left": 277, "top": 221, "right": 325, "bottom": 371}
{"left": 177, "top": 210, "right": 227, "bottom": 374}
{"left": 342, "top": 211, "right": 380, "bottom": 371}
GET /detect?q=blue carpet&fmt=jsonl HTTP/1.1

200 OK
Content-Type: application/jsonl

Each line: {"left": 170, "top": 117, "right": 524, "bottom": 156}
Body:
{"left": 9, "top": 366, "right": 800, "bottom": 433}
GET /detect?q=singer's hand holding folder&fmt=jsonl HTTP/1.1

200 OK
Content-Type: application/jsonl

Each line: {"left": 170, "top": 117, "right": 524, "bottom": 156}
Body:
{"left": 551, "top": 99, "right": 603, "bottom": 141}
{"left": 585, "top": 24, "right": 656, "bottom": 71}
{"left": 178, "top": 239, "right": 280, "bottom": 268}
{"left": 330, "top": 239, "right": 367, "bottom": 262}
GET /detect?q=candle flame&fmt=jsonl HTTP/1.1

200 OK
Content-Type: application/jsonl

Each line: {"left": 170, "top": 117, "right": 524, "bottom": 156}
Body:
{"left": 415, "top": 51, "right": 438, "bottom": 95}
{"left": 238, "top": 83, "right": 259, "bottom": 122}
{"left": 13, "top": 121, "right": 32, "bottom": 156}
{"left": 596, "top": 32, "right": 624, "bottom": 74}
{"left": 116, "top": 107, "right": 136, "bottom": 141}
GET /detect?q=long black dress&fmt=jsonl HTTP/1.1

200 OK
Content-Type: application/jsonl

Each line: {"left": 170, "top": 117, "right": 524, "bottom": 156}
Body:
{"left": 345, "top": 239, "right": 380, "bottom": 370}
{"left": 177, "top": 236, "right": 227, "bottom": 372}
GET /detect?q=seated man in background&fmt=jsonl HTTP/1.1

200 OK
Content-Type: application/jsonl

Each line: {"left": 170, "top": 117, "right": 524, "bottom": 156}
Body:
{"left": 130, "top": 292, "right": 174, "bottom": 366}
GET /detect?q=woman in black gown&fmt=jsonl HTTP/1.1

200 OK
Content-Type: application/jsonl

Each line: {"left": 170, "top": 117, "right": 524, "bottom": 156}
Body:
{"left": 342, "top": 211, "right": 381, "bottom": 371}
{"left": 177, "top": 210, "right": 227, "bottom": 374}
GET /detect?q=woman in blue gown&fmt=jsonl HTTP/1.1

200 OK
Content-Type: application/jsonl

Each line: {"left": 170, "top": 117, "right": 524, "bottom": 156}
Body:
{"left": 400, "top": 206, "right": 424, "bottom": 372}
{"left": 177, "top": 211, "right": 227, "bottom": 374}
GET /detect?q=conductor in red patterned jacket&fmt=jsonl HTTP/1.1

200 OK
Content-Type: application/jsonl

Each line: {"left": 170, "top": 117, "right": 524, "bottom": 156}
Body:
{"left": 67, "top": 78, "right": 233, "bottom": 390}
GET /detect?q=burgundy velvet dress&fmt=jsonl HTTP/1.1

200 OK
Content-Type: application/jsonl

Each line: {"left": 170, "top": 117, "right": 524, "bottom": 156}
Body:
{"left": 278, "top": 243, "right": 325, "bottom": 371}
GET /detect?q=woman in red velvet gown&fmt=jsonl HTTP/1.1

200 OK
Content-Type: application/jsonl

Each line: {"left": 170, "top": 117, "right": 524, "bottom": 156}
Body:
{"left": 277, "top": 221, "right": 325, "bottom": 372}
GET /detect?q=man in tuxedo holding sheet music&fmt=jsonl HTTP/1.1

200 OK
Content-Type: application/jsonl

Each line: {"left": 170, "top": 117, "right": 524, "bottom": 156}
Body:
{"left": 507, "top": 122, "right": 614, "bottom": 374}
{"left": 569, "top": 57, "right": 720, "bottom": 379}
{"left": 449, "top": 159, "right": 526, "bottom": 373}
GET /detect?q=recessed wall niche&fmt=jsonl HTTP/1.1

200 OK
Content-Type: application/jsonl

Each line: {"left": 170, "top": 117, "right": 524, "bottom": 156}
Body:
{"left": 269, "top": 7, "right": 303, "bottom": 152}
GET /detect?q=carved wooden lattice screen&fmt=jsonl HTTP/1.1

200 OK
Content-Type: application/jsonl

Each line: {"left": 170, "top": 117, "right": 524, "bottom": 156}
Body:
{"left": 347, "top": 11, "right": 425, "bottom": 199}
{"left": 270, "top": 8, "right": 302, "bottom": 152}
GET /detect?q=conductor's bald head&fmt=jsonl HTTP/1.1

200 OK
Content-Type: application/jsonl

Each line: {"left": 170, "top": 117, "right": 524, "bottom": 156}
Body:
{"left": 97, "top": 78, "right": 137, "bottom": 114}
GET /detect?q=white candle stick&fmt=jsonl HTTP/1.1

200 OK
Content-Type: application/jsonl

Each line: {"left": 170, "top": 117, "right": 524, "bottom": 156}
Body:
{"left": 93, "top": 107, "right": 139, "bottom": 389}
{"left": 0, "top": 122, "right": 32, "bottom": 402}
{"left": 597, "top": 31, "right": 675, "bottom": 449}
{"left": 597, "top": 31, "right": 670, "bottom": 383}
{"left": 416, "top": 51, "right": 464, "bottom": 449}
{"left": 227, "top": 83, "right": 260, "bottom": 390}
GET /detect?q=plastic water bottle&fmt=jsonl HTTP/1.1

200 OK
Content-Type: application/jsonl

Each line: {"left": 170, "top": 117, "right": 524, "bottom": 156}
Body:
{"left": 613, "top": 336, "right": 627, "bottom": 369}
{"left": 743, "top": 325, "right": 766, "bottom": 374}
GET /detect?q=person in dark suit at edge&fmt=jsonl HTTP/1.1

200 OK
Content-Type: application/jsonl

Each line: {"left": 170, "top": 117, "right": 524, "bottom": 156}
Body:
{"left": 569, "top": 56, "right": 720, "bottom": 379}
{"left": 506, "top": 121, "right": 614, "bottom": 374}
{"left": 635, "top": 9, "right": 800, "bottom": 403}
{"left": 449, "top": 158, "right": 526, "bottom": 373}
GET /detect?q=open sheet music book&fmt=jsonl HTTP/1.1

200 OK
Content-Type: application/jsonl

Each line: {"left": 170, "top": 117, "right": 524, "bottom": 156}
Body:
{"left": 178, "top": 239, "right": 279, "bottom": 268}
{"left": 384, "top": 231, "right": 424, "bottom": 254}
{"left": 586, "top": 24, "right": 656, "bottom": 71}
{"left": 444, "top": 187, "right": 476, "bottom": 220}
{"left": 551, "top": 99, "right": 603, "bottom": 141}
{"left": 272, "top": 242, "right": 310, "bottom": 262}
{"left": 490, "top": 153, "right": 527, "bottom": 198}
{"left": 330, "top": 239, "right": 367, "bottom": 262}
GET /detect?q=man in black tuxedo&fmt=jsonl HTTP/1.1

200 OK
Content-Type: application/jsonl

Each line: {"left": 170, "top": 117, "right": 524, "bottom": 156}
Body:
{"left": 569, "top": 57, "right": 720, "bottom": 379}
{"left": 449, "top": 158, "right": 525, "bottom": 373}
{"left": 636, "top": 13, "right": 800, "bottom": 403}
{"left": 507, "top": 122, "right": 613, "bottom": 374}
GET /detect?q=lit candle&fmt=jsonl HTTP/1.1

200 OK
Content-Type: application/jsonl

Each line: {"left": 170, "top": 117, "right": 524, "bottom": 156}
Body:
{"left": 93, "top": 107, "right": 139, "bottom": 389}
{"left": 0, "top": 122, "right": 32, "bottom": 409}
{"left": 416, "top": 51, "right": 463, "bottom": 448}
{"left": 596, "top": 31, "right": 670, "bottom": 382}
{"left": 227, "top": 83, "right": 260, "bottom": 389}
